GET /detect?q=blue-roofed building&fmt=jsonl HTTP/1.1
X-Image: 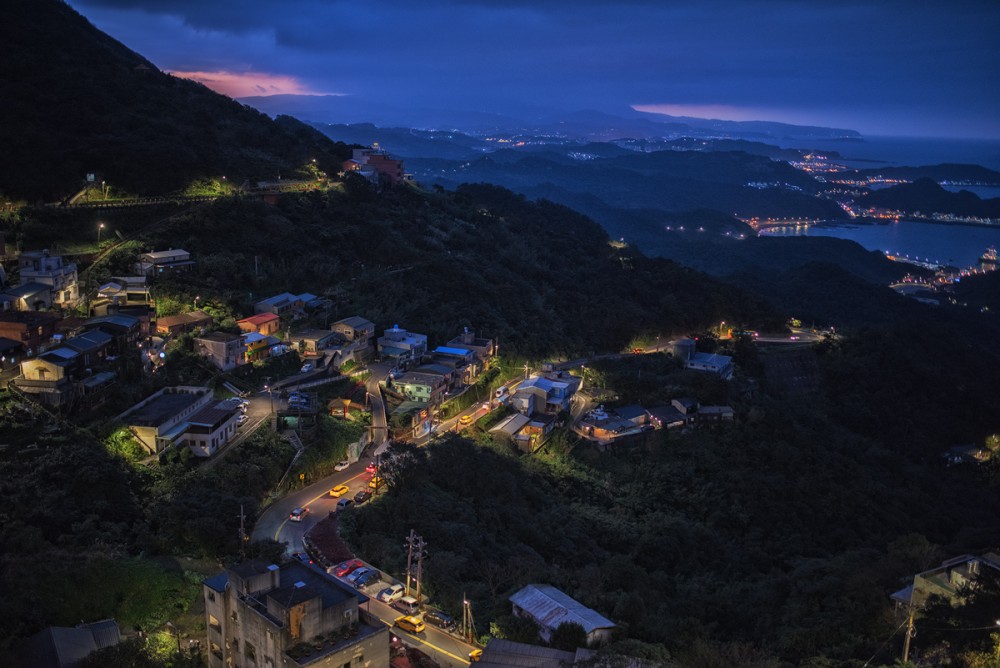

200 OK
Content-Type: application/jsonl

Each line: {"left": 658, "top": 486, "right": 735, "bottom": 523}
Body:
{"left": 203, "top": 560, "right": 389, "bottom": 668}
{"left": 377, "top": 324, "right": 427, "bottom": 366}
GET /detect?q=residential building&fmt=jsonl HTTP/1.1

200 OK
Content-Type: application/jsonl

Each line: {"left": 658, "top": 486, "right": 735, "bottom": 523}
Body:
{"left": 687, "top": 352, "right": 734, "bottom": 379}
{"left": 331, "top": 316, "right": 374, "bottom": 346}
{"left": 82, "top": 314, "right": 141, "bottom": 354}
{"left": 1, "top": 282, "right": 52, "bottom": 311}
{"left": 647, "top": 405, "right": 687, "bottom": 430}
{"left": 16, "top": 348, "right": 81, "bottom": 406}
{"left": 116, "top": 386, "right": 224, "bottom": 454}
{"left": 136, "top": 248, "right": 194, "bottom": 275}
{"left": 891, "top": 552, "right": 1000, "bottom": 610}
{"left": 202, "top": 560, "right": 390, "bottom": 668}
{"left": 238, "top": 312, "right": 281, "bottom": 336}
{"left": 195, "top": 332, "right": 245, "bottom": 371}
{"left": 431, "top": 346, "right": 478, "bottom": 383}
{"left": 0, "top": 336, "right": 24, "bottom": 372}
{"left": 344, "top": 145, "right": 406, "bottom": 185}
{"left": 667, "top": 398, "right": 734, "bottom": 426}
{"left": 185, "top": 404, "right": 242, "bottom": 457}
{"left": 17, "top": 249, "right": 78, "bottom": 306}
{"left": 62, "top": 329, "right": 113, "bottom": 368}
{"left": 390, "top": 402, "right": 433, "bottom": 439}
{"left": 95, "top": 276, "right": 151, "bottom": 307}
{"left": 392, "top": 370, "right": 447, "bottom": 405}
{"left": 0, "top": 311, "right": 58, "bottom": 356}
{"left": 490, "top": 413, "right": 555, "bottom": 453}
{"left": 19, "top": 618, "right": 121, "bottom": 668}
{"left": 447, "top": 328, "right": 495, "bottom": 363}
{"left": 509, "top": 584, "right": 616, "bottom": 646}
{"left": 156, "top": 310, "right": 214, "bottom": 336}
{"left": 512, "top": 371, "right": 581, "bottom": 416}
{"left": 243, "top": 331, "right": 276, "bottom": 362}
{"left": 293, "top": 328, "right": 340, "bottom": 355}
{"left": 254, "top": 292, "right": 315, "bottom": 318}
{"left": 579, "top": 406, "right": 644, "bottom": 443}
{"left": 377, "top": 325, "right": 427, "bottom": 366}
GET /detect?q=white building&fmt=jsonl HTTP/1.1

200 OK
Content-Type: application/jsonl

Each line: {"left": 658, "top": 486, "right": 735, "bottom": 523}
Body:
{"left": 18, "top": 250, "right": 78, "bottom": 306}
{"left": 509, "top": 584, "right": 617, "bottom": 647}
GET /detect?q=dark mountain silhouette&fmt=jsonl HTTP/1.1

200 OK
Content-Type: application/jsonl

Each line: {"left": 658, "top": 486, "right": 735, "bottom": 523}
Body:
{"left": 860, "top": 178, "right": 1000, "bottom": 218}
{"left": 0, "top": 0, "right": 353, "bottom": 202}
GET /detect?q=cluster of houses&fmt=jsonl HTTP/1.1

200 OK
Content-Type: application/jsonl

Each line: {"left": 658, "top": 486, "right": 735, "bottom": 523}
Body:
{"left": 379, "top": 326, "right": 497, "bottom": 436}
{"left": 577, "top": 397, "right": 735, "bottom": 445}
{"left": 489, "top": 368, "right": 582, "bottom": 452}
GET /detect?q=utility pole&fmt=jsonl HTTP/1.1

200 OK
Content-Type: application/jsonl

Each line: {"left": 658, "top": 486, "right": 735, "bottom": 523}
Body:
{"left": 403, "top": 530, "right": 427, "bottom": 599}
{"left": 414, "top": 539, "right": 428, "bottom": 604}
{"left": 902, "top": 607, "right": 916, "bottom": 663}
{"left": 462, "top": 595, "right": 477, "bottom": 643}
{"left": 237, "top": 505, "right": 248, "bottom": 560}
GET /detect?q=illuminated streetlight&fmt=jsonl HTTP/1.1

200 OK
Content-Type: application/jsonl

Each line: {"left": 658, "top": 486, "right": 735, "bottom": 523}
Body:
{"left": 97, "top": 222, "right": 105, "bottom": 244}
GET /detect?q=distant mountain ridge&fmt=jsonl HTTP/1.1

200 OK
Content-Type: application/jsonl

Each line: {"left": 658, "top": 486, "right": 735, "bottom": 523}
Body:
{"left": 0, "top": 0, "right": 353, "bottom": 201}
{"left": 241, "top": 94, "right": 862, "bottom": 142}
{"left": 860, "top": 178, "right": 1000, "bottom": 219}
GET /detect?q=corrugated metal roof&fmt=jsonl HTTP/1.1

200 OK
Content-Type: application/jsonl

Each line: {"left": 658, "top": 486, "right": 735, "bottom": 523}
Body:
{"left": 509, "top": 585, "right": 615, "bottom": 635}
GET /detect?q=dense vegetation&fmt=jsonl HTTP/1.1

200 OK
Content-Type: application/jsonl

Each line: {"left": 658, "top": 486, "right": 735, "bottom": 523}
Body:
{"left": 138, "top": 183, "right": 784, "bottom": 358}
{"left": 342, "top": 330, "right": 1000, "bottom": 666}
{"left": 0, "top": 0, "right": 353, "bottom": 202}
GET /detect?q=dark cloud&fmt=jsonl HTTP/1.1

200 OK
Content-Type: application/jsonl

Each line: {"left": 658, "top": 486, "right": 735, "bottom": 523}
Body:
{"left": 69, "top": 0, "right": 1000, "bottom": 136}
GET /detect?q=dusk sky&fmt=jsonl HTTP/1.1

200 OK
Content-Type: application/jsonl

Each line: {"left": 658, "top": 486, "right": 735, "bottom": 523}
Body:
{"left": 67, "top": 0, "right": 1000, "bottom": 138}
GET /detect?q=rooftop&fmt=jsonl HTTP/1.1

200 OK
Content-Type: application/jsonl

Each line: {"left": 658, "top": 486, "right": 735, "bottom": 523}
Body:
{"left": 333, "top": 316, "right": 373, "bottom": 329}
{"left": 124, "top": 389, "right": 207, "bottom": 427}
{"left": 509, "top": 584, "right": 616, "bottom": 635}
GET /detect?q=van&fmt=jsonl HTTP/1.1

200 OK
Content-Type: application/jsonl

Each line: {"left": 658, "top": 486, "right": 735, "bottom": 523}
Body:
{"left": 393, "top": 595, "right": 419, "bottom": 616}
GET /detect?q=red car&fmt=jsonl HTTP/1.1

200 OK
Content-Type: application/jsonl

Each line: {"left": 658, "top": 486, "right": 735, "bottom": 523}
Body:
{"left": 365, "top": 462, "right": 377, "bottom": 474}
{"left": 333, "top": 559, "right": 364, "bottom": 577}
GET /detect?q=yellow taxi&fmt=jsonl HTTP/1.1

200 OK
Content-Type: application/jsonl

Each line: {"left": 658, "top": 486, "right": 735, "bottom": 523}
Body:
{"left": 368, "top": 476, "right": 384, "bottom": 490}
{"left": 469, "top": 649, "right": 483, "bottom": 662}
{"left": 394, "top": 615, "right": 425, "bottom": 634}
{"left": 329, "top": 484, "right": 349, "bottom": 498}
{"left": 459, "top": 414, "right": 474, "bottom": 425}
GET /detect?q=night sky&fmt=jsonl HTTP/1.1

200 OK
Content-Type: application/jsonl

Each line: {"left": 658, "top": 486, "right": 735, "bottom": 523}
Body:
{"left": 67, "top": 0, "right": 1000, "bottom": 138}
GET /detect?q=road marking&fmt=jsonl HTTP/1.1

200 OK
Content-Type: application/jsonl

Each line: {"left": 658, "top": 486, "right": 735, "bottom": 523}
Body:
{"left": 394, "top": 630, "right": 470, "bottom": 665}
{"left": 272, "top": 471, "right": 370, "bottom": 542}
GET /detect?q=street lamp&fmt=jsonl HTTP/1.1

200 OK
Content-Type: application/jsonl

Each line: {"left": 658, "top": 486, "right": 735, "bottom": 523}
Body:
{"left": 194, "top": 295, "right": 200, "bottom": 310}
{"left": 165, "top": 622, "right": 181, "bottom": 656}
{"left": 264, "top": 385, "right": 273, "bottom": 413}
{"left": 97, "top": 222, "right": 105, "bottom": 244}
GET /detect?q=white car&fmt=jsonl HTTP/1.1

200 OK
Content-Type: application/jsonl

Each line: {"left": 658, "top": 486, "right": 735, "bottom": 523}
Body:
{"left": 236, "top": 414, "right": 249, "bottom": 426}
{"left": 300, "top": 363, "right": 314, "bottom": 373}
{"left": 377, "top": 584, "right": 405, "bottom": 604}
{"left": 334, "top": 460, "right": 350, "bottom": 472}
{"left": 289, "top": 507, "right": 308, "bottom": 522}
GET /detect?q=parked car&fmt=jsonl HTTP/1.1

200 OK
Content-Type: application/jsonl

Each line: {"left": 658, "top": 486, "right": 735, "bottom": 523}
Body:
{"left": 329, "top": 484, "right": 349, "bottom": 498}
{"left": 290, "top": 552, "right": 312, "bottom": 565}
{"left": 354, "top": 570, "right": 380, "bottom": 589}
{"left": 334, "top": 460, "right": 350, "bottom": 472}
{"left": 368, "top": 476, "right": 384, "bottom": 490}
{"left": 394, "top": 616, "right": 425, "bottom": 634}
{"left": 289, "top": 507, "right": 308, "bottom": 522}
{"left": 336, "top": 497, "right": 354, "bottom": 511}
{"left": 393, "top": 596, "right": 420, "bottom": 616}
{"left": 331, "top": 559, "right": 364, "bottom": 577}
{"left": 236, "top": 414, "right": 249, "bottom": 426}
{"left": 377, "top": 584, "right": 405, "bottom": 604}
{"left": 353, "top": 489, "right": 372, "bottom": 504}
{"left": 423, "top": 610, "right": 456, "bottom": 630}
{"left": 346, "top": 567, "right": 371, "bottom": 584}
{"left": 300, "top": 363, "right": 314, "bottom": 373}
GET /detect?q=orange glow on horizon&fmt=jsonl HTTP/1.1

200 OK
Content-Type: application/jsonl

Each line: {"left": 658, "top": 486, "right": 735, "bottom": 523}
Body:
{"left": 168, "top": 69, "right": 337, "bottom": 98}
